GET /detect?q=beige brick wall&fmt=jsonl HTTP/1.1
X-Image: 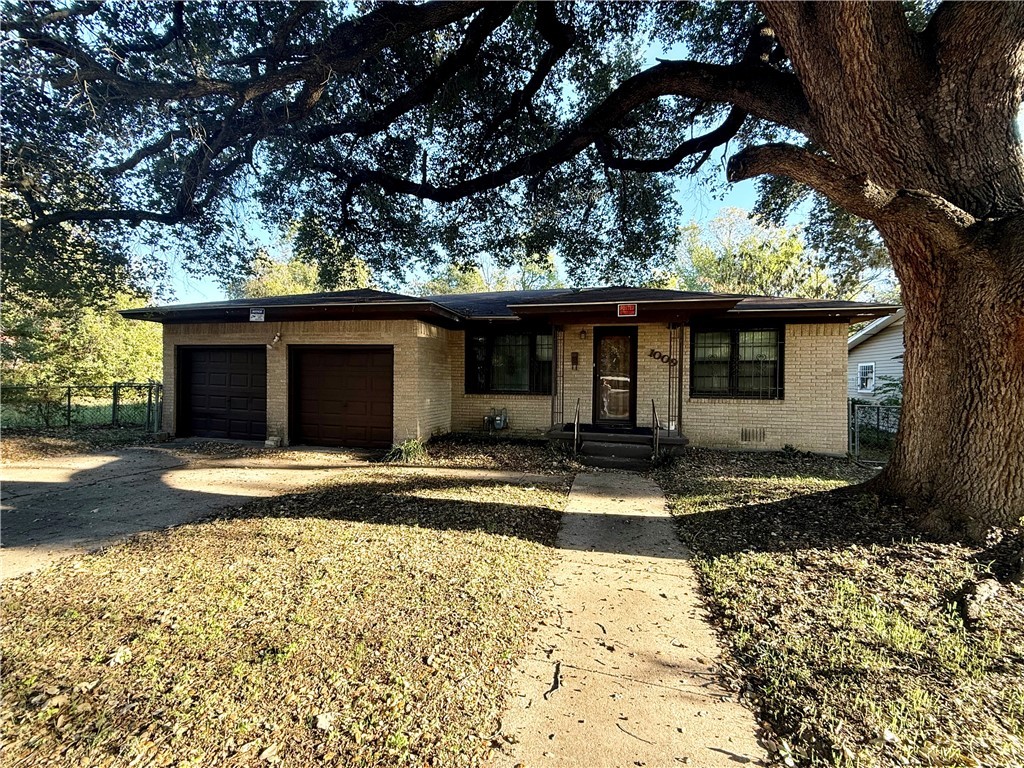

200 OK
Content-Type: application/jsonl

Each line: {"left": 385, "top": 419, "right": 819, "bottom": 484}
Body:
{"left": 680, "top": 323, "right": 849, "bottom": 454}
{"left": 162, "top": 317, "right": 847, "bottom": 454}
{"left": 448, "top": 331, "right": 551, "bottom": 436}
{"left": 162, "top": 319, "right": 451, "bottom": 445}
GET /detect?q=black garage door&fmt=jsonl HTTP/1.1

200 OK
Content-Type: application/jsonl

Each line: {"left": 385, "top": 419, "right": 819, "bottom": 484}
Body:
{"left": 290, "top": 346, "right": 393, "bottom": 448}
{"left": 179, "top": 347, "right": 267, "bottom": 440}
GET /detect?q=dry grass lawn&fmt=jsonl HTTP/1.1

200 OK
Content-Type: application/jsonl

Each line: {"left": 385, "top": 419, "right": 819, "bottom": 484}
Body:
{"left": 0, "top": 469, "right": 568, "bottom": 767}
{"left": 657, "top": 450, "right": 1024, "bottom": 768}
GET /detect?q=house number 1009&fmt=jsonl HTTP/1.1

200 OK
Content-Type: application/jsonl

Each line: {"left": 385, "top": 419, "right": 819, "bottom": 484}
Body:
{"left": 648, "top": 348, "right": 678, "bottom": 366}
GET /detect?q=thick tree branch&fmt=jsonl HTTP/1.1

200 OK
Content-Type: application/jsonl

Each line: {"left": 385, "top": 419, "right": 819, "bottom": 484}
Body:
{"left": 19, "top": 1, "right": 486, "bottom": 102}
{"left": 926, "top": 1, "right": 1024, "bottom": 79}
{"left": 307, "top": 2, "right": 516, "bottom": 142}
{"left": 727, "top": 142, "right": 976, "bottom": 246}
{"left": 727, "top": 143, "right": 891, "bottom": 219}
{"left": 309, "top": 54, "right": 808, "bottom": 211}
{"left": 10, "top": 207, "right": 182, "bottom": 231}
{"left": 647, "top": 58, "right": 810, "bottom": 135}
{"left": 597, "top": 106, "right": 747, "bottom": 173}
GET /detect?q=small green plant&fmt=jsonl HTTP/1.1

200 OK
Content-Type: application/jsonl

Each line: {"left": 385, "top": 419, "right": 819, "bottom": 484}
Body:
{"left": 874, "top": 375, "right": 903, "bottom": 406}
{"left": 384, "top": 438, "right": 426, "bottom": 463}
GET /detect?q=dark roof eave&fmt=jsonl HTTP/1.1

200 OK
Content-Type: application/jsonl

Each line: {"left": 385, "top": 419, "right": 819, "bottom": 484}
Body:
{"left": 724, "top": 305, "right": 900, "bottom": 321}
{"left": 120, "top": 301, "right": 463, "bottom": 326}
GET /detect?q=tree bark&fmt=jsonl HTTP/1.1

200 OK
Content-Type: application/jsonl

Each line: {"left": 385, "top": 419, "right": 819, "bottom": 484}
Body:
{"left": 877, "top": 216, "right": 1024, "bottom": 538}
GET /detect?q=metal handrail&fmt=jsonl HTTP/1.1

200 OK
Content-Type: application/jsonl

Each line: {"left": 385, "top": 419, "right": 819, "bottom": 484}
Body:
{"left": 651, "top": 399, "right": 661, "bottom": 459}
{"left": 573, "top": 397, "right": 581, "bottom": 456}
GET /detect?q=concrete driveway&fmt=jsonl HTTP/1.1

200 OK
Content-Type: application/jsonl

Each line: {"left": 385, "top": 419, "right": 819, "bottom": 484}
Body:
{"left": 0, "top": 442, "right": 371, "bottom": 579}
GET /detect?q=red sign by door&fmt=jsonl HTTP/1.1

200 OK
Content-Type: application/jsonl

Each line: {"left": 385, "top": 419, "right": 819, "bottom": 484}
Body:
{"left": 617, "top": 303, "right": 638, "bottom": 318}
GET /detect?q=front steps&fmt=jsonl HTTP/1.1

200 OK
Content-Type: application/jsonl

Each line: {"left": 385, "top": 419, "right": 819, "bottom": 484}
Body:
{"left": 548, "top": 427, "right": 690, "bottom": 469}
{"left": 579, "top": 440, "right": 653, "bottom": 470}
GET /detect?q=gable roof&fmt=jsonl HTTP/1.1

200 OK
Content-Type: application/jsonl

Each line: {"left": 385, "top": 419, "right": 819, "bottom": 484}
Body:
{"left": 848, "top": 308, "right": 905, "bottom": 351}
{"left": 122, "top": 286, "right": 900, "bottom": 325}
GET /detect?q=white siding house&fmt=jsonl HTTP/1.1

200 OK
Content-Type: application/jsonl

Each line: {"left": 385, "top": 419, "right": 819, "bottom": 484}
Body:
{"left": 847, "top": 309, "right": 905, "bottom": 402}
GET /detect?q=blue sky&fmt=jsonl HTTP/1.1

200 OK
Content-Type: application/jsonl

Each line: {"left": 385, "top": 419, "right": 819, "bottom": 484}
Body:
{"left": 164, "top": 172, "right": 762, "bottom": 304}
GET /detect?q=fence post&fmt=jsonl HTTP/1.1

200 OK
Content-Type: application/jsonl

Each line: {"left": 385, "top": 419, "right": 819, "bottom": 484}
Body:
{"left": 146, "top": 384, "right": 154, "bottom": 433}
{"left": 112, "top": 383, "right": 121, "bottom": 427}
{"left": 854, "top": 404, "right": 861, "bottom": 458}
{"left": 65, "top": 386, "right": 72, "bottom": 429}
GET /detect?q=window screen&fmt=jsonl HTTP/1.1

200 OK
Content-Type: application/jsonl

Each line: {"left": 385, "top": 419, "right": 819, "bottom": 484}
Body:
{"left": 691, "top": 326, "right": 784, "bottom": 399}
{"left": 465, "top": 329, "right": 553, "bottom": 394}
{"left": 490, "top": 334, "right": 530, "bottom": 392}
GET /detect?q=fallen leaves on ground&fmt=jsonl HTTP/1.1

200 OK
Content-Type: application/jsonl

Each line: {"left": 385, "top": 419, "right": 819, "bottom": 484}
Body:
{"left": 656, "top": 449, "right": 1024, "bottom": 768}
{"left": 0, "top": 469, "right": 569, "bottom": 767}
{"left": 420, "top": 434, "right": 580, "bottom": 474}
{"left": 1, "top": 428, "right": 158, "bottom": 464}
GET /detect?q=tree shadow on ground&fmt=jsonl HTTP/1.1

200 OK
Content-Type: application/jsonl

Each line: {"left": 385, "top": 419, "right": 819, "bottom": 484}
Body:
{"left": 204, "top": 473, "right": 571, "bottom": 548}
{"left": 652, "top": 448, "right": 962, "bottom": 559}
{"left": 669, "top": 485, "right": 928, "bottom": 559}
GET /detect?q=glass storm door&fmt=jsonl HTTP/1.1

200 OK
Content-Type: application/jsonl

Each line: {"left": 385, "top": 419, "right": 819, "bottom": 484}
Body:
{"left": 593, "top": 328, "right": 637, "bottom": 426}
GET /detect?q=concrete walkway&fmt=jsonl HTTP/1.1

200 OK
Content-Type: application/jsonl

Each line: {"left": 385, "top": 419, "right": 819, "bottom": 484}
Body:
{"left": 494, "top": 471, "right": 765, "bottom": 768}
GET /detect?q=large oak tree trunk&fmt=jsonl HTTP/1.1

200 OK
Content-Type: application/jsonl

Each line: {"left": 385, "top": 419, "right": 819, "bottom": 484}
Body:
{"left": 878, "top": 220, "right": 1024, "bottom": 538}
{"left": 753, "top": 3, "right": 1024, "bottom": 540}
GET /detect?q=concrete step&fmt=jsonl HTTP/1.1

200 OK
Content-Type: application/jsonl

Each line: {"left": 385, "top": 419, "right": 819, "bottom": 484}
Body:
{"left": 578, "top": 454, "right": 651, "bottom": 470}
{"left": 580, "top": 441, "right": 653, "bottom": 459}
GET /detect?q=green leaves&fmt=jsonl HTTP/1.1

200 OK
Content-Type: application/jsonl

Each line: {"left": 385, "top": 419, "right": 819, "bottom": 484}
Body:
{"left": 660, "top": 208, "right": 879, "bottom": 299}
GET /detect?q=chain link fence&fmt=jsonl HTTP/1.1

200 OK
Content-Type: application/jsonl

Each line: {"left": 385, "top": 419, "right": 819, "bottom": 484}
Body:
{"left": 849, "top": 402, "right": 900, "bottom": 461}
{"left": 1, "top": 383, "right": 163, "bottom": 432}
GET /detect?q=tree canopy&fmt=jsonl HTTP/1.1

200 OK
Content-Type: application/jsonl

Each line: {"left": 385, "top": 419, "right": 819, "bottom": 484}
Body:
{"left": 1, "top": 293, "right": 162, "bottom": 386}
{"left": 224, "top": 248, "right": 370, "bottom": 299}
{"left": 660, "top": 208, "right": 892, "bottom": 300}
{"left": 411, "top": 253, "right": 564, "bottom": 295}
{"left": 1, "top": 0, "right": 910, "bottom": 295}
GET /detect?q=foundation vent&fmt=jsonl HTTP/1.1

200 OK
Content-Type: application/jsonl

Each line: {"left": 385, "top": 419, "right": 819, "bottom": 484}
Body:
{"left": 740, "top": 427, "right": 767, "bottom": 443}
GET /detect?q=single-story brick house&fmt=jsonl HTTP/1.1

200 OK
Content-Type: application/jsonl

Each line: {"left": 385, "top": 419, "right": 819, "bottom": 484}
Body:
{"left": 123, "top": 287, "right": 897, "bottom": 455}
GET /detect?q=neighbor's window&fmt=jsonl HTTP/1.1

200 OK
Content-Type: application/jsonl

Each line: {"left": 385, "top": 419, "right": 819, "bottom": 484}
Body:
{"left": 691, "top": 326, "right": 784, "bottom": 399}
{"left": 466, "top": 329, "right": 553, "bottom": 394}
{"left": 858, "top": 362, "right": 875, "bottom": 392}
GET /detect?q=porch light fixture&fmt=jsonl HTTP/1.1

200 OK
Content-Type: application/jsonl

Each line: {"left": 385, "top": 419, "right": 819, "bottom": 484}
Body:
{"left": 579, "top": 329, "right": 587, "bottom": 340}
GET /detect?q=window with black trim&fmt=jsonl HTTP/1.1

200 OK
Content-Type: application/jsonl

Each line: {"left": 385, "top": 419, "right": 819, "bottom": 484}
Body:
{"left": 466, "top": 329, "right": 553, "bottom": 394}
{"left": 690, "top": 326, "right": 784, "bottom": 399}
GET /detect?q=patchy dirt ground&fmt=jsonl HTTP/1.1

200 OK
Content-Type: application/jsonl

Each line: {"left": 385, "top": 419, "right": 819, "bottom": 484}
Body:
{"left": 655, "top": 449, "right": 1024, "bottom": 768}
{"left": 0, "top": 470, "right": 569, "bottom": 767}
{"left": 1, "top": 428, "right": 159, "bottom": 464}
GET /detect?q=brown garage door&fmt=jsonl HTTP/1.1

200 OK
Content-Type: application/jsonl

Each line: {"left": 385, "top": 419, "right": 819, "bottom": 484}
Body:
{"left": 290, "top": 346, "right": 393, "bottom": 448}
{"left": 179, "top": 347, "right": 267, "bottom": 440}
